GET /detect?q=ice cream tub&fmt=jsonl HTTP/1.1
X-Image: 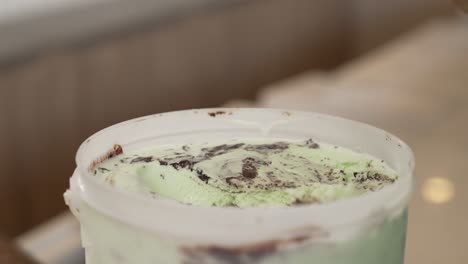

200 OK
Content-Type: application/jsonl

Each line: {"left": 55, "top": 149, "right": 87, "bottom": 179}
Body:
{"left": 64, "top": 108, "right": 415, "bottom": 264}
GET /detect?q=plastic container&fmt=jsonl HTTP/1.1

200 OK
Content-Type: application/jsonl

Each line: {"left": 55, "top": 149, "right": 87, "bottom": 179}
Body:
{"left": 64, "top": 108, "right": 415, "bottom": 264}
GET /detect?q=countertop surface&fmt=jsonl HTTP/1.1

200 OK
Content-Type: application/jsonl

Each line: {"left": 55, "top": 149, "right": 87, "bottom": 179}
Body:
{"left": 259, "top": 17, "right": 468, "bottom": 264}
{"left": 0, "top": 237, "right": 36, "bottom": 264}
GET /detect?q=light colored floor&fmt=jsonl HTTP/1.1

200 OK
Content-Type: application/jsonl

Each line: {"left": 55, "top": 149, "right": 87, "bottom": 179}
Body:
{"left": 259, "top": 17, "right": 468, "bottom": 264}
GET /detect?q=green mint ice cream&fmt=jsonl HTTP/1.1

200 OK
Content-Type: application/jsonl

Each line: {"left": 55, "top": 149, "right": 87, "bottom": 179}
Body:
{"left": 65, "top": 109, "right": 413, "bottom": 264}
{"left": 93, "top": 139, "right": 397, "bottom": 207}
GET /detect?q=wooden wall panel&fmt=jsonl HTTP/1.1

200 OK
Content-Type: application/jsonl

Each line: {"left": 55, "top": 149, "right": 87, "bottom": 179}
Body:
{"left": 0, "top": 0, "right": 346, "bottom": 237}
{"left": 0, "top": 0, "right": 451, "bottom": 237}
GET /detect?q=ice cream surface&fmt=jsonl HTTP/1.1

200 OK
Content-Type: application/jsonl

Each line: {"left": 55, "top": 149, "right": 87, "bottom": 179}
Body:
{"left": 93, "top": 139, "right": 398, "bottom": 207}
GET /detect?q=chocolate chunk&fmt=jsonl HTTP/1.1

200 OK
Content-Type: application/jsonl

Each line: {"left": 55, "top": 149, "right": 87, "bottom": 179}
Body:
{"left": 242, "top": 157, "right": 258, "bottom": 179}
{"left": 244, "top": 142, "right": 289, "bottom": 153}
{"left": 208, "top": 111, "right": 228, "bottom": 117}
{"left": 97, "top": 167, "right": 110, "bottom": 172}
{"left": 170, "top": 159, "right": 194, "bottom": 170}
{"left": 180, "top": 231, "right": 324, "bottom": 264}
{"left": 373, "top": 173, "right": 396, "bottom": 183}
{"left": 160, "top": 155, "right": 197, "bottom": 169}
{"left": 305, "top": 139, "right": 320, "bottom": 149}
{"left": 200, "top": 143, "right": 245, "bottom": 159}
{"left": 130, "top": 156, "right": 153, "bottom": 163}
{"left": 196, "top": 169, "right": 211, "bottom": 184}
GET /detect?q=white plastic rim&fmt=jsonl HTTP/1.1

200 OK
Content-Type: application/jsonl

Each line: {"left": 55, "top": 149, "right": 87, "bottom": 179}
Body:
{"left": 66, "top": 108, "right": 415, "bottom": 246}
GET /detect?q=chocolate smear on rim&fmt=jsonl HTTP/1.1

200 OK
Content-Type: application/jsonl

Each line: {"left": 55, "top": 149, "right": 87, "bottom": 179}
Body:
{"left": 88, "top": 144, "right": 123, "bottom": 172}
{"left": 208, "top": 111, "right": 232, "bottom": 117}
{"left": 181, "top": 226, "right": 327, "bottom": 264}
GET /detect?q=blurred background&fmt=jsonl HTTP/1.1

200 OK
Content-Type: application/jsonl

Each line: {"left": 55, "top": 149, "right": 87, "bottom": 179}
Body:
{"left": 0, "top": 0, "right": 467, "bottom": 263}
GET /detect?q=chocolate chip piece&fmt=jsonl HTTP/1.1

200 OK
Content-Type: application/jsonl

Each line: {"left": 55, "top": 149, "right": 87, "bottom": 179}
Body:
{"left": 244, "top": 142, "right": 289, "bottom": 153}
{"left": 305, "top": 139, "right": 320, "bottom": 149}
{"left": 208, "top": 111, "right": 227, "bottom": 117}
{"left": 97, "top": 167, "right": 110, "bottom": 172}
{"left": 196, "top": 169, "right": 211, "bottom": 184}
{"left": 201, "top": 143, "right": 245, "bottom": 159}
{"left": 372, "top": 173, "right": 396, "bottom": 183}
{"left": 242, "top": 158, "right": 258, "bottom": 179}
{"left": 170, "top": 159, "right": 194, "bottom": 170}
{"left": 130, "top": 156, "right": 153, "bottom": 163}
